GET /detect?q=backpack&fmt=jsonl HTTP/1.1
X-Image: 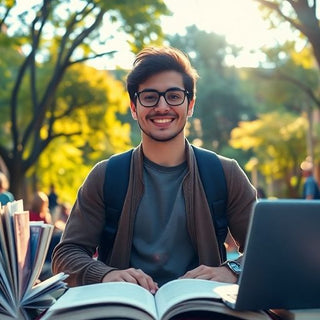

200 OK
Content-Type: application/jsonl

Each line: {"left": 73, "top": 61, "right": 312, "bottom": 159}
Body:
{"left": 99, "top": 145, "right": 228, "bottom": 262}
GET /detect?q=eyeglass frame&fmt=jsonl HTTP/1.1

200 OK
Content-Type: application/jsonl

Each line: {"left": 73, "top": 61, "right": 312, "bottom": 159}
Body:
{"left": 134, "top": 88, "right": 190, "bottom": 108}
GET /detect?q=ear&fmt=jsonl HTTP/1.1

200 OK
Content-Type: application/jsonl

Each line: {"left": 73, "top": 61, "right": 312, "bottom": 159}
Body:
{"left": 187, "top": 99, "right": 195, "bottom": 117}
{"left": 130, "top": 101, "right": 137, "bottom": 120}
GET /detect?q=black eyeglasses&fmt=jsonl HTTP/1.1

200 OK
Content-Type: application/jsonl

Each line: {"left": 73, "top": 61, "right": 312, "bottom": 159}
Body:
{"left": 134, "top": 88, "right": 189, "bottom": 107}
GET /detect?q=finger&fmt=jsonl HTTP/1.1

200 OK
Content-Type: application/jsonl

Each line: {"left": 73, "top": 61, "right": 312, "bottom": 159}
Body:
{"left": 130, "top": 269, "right": 158, "bottom": 293}
{"left": 180, "top": 266, "right": 203, "bottom": 279}
{"left": 103, "top": 270, "right": 137, "bottom": 283}
{"left": 180, "top": 265, "right": 211, "bottom": 279}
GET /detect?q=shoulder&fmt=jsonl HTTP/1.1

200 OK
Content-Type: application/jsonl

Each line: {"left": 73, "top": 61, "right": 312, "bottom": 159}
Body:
{"left": 81, "top": 149, "right": 136, "bottom": 191}
{"left": 78, "top": 160, "right": 108, "bottom": 199}
{"left": 0, "top": 191, "right": 14, "bottom": 205}
{"left": 189, "top": 143, "right": 243, "bottom": 176}
{"left": 216, "top": 154, "right": 256, "bottom": 195}
{"left": 86, "top": 160, "right": 108, "bottom": 180}
{"left": 306, "top": 176, "right": 317, "bottom": 183}
{"left": 217, "top": 154, "right": 241, "bottom": 174}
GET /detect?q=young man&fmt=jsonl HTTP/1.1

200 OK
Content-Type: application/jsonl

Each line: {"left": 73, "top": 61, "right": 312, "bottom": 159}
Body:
{"left": 52, "top": 46, "right": 256, "bottom": 294}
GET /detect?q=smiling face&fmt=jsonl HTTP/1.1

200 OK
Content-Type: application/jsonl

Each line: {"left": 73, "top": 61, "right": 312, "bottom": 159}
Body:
{"left": 130, "top": 70, "right": 195, "bottom": 143}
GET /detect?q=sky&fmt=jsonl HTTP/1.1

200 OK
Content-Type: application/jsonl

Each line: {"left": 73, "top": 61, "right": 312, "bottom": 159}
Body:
{"left": 101, "top": 0, "right": 297, "bottom": 69}
{"left": 163, "top": 0, "right": 274, "bottom": 48}
{"left": 13, "top": 0, "right": 300, "bottom": 69}
{"left": 163, "top": 0, "right": 281, "bottom": 66}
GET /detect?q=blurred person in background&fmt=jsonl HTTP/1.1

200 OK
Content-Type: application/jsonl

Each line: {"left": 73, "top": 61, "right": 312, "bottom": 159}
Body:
{"left": 48, "top": 183, "right": 59, "bottom": 221}
{"left": 301, "top": 157, "right": 320, "bottom": 200}
{"left": 54, "top": 203, "right": 71, "bottom": 232}
{"left": 0, "top": 172, "right": 14, "bottom": 206}
{"left": 29, "top": 191, "right": 52, "bottom": 224}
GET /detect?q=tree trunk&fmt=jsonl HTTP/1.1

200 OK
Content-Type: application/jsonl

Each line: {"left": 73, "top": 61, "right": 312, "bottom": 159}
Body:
{"left": 8, "top": 159, "right": 27, "bottom": 203}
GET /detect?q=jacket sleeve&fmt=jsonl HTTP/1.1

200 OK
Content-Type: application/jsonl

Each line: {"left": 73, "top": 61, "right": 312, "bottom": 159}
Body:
{"left": 219, "top": 156, "right": 257, "bottom": 258}
{"left": 51, "top": 160, "right": 115, "bottom": 287}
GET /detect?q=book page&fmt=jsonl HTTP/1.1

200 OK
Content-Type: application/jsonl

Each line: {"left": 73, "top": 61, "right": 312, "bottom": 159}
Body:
{"left": 42, "top": 282, "right": 158, "bottom": 320}
{"left": 43, "top": 305, "right": 154, "bottom": 320}
{"left": 22, "top": 272, "right": 68, "bottom": 307}
{"left": 13, "top": 211, "right": 31, "bottom": 300}
{"left": 2, "top": 203, "right": 19, "bottom": 299}
{"left": 24, "top": 223, "right": 53, "bottom": 294}
{"left": 0, "top": 260, "right": 16, "bottom": 315}
{"left": 0, "top": 209, "right": 15, "bottom": 296}
{"left": 154, "top": 279, "right": 229, "bottom": 319}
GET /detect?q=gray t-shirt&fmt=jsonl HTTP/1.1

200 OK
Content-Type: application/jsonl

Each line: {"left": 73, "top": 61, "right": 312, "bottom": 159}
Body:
{"left": 130, "top": 157, "right": 198, "bottom": 286}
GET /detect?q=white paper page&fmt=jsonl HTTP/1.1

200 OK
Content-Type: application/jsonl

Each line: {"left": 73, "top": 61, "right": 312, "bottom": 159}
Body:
{"left": 43, "top": 282, "right": 158, "bottom": 320}
{"left": 0, "top": 215, "right": 15, "bottom": 300}
{"left": 22, "top": 272, "right": 68, "bottom": 304}
{"left": 2, "top": 202, "right": 18, "bottom": 298}
{"left": 155, "top": 278, "right": 229, "bottom": 319}
{"left": 0, "top": 260, "right": 16, "bottom": 308}
{"left": 13, "top": 211, "right": 31, "bottom": 299}
{"left": 25, "top": 223, "right": 53, "bottom": 293}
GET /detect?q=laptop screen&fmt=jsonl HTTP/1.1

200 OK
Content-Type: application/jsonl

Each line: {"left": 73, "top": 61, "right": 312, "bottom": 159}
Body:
{"left": 234, "top": 199, "right": 320, "bottom": 310}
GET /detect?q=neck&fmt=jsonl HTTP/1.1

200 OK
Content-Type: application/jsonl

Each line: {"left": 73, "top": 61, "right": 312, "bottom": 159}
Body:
{"left": 141, "top": 135, "right": 186, "bottom": 166}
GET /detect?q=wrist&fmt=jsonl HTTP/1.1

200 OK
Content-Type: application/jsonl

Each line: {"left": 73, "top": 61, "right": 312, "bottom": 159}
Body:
{"left": 221, "top": 260, "right": 242, "bottom": 277}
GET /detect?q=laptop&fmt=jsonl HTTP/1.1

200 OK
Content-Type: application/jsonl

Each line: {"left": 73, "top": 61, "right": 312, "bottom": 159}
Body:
{"left": 215, "top": 199, "right": 320, "bottom": 310}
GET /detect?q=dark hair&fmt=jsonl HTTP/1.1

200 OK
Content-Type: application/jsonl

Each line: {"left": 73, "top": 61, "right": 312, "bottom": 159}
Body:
{"left": 126, "top": 46, "right": 199, "bottom": 103}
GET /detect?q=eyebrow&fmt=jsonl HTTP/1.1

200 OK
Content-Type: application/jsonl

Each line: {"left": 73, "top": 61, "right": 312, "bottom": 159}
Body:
{"left": 139, "top": 87, "right": 184, "bottom": 92}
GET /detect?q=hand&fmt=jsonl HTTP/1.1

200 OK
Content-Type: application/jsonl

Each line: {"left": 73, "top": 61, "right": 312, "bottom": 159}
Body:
{"left": 102, "top": 268, "right": 159, "bottom": 294}
{"left": 180, "top": 264, "right": 238, "bottom": 283}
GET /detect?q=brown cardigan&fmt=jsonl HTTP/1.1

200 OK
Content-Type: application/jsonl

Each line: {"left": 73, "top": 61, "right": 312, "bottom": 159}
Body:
{"left": 52, "top": 141, "right": 256, "bottom": 286}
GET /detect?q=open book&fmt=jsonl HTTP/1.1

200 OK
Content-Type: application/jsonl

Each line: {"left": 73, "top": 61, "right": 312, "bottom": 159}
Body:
{"left": 42, "top": 279, "right": 272, "bottom": 320}
{"left": 0, "top": 200, "right": 68, "bottom": 319}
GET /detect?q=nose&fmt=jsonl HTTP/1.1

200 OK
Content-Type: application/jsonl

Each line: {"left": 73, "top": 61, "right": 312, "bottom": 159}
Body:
{"left": 154, "top": 95, "right": 169, "bottom": 110}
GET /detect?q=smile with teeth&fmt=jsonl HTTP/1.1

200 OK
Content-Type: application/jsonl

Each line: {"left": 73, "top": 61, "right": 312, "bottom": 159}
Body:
{"left": 152, "top": 118, "right": 173, "bottom": 124}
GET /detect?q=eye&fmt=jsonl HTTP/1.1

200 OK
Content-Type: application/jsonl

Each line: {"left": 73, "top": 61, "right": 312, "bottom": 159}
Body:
{"left": 166, "top": 91, "right": 183, "bottom": 101}
{"left": 141, "top": 92, "right": 158, "bottom": 102}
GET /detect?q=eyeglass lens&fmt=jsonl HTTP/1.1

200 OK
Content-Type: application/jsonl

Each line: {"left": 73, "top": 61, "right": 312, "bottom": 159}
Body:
{"left": 137, "top": 89, "right": 187, "bottom": 107}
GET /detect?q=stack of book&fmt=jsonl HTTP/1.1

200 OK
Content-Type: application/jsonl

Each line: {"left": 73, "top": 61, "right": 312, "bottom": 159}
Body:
{"left": 0, "top": 199, "right": 68, "bottom": 319}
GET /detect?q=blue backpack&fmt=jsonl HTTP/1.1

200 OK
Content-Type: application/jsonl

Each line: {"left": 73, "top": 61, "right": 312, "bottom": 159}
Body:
{"left": 99, "top": 145, "right": 228, "bottom": 262}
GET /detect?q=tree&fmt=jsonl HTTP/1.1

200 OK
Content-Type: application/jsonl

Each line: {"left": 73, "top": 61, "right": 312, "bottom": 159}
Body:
{"left": 229, "top": 111, "right": 318, "bottom": 197}
{"left": 168, "top": 26, "right": 257, "bottom": 154}
{"left": 0, "top": 0, "right": 170, "bottom": 199}
{"left": 251, "top": 43, "right": 320, "bottom": 112}
{"left": 251, "top": 0, "right": 320, "bottom": 170}
{"left": 31, "top": 64, "right": 131, "bottom": 204}
{"left": 254, "top": 0, "right": 320, "bottom": 69}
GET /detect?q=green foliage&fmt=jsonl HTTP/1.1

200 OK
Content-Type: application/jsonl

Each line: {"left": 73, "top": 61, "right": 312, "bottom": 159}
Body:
{"left": 254, "top": 0, "right": 320, "bottom": 69}
{"left": 106, "top": 0, "right": 170, "bottom": 52}
{"left": 168, "top": 26, "right": 257, "bottom": 153}
{"left": 0, "top": 0, "right": 169, "bottom": 199}
{"left": 253, "top": 42, "right": 320, "bottom": 111}
{"left": 30, "top": 64, "right": 131, "bottom": 204}
{"left": 229, "top": 111, "right": 314, "bottom": 197}
{"left": 30, "top": 137, "right": 88, "bottom": 205}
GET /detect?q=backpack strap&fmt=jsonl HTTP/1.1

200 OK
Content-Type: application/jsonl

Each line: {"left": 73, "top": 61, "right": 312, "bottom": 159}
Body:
{"left": 192, "top": 145, "right": 228, "bottom": 261}
{"left": 98, "top": 149, "right": 133, "bottom": 261}
{"left": 103, "top": 149, "right": 133, "bottom": 212}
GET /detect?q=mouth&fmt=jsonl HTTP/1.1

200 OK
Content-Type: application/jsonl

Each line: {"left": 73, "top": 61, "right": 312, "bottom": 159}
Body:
{"left": 152, "top": 118, "right": 173, "bottom": 124}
